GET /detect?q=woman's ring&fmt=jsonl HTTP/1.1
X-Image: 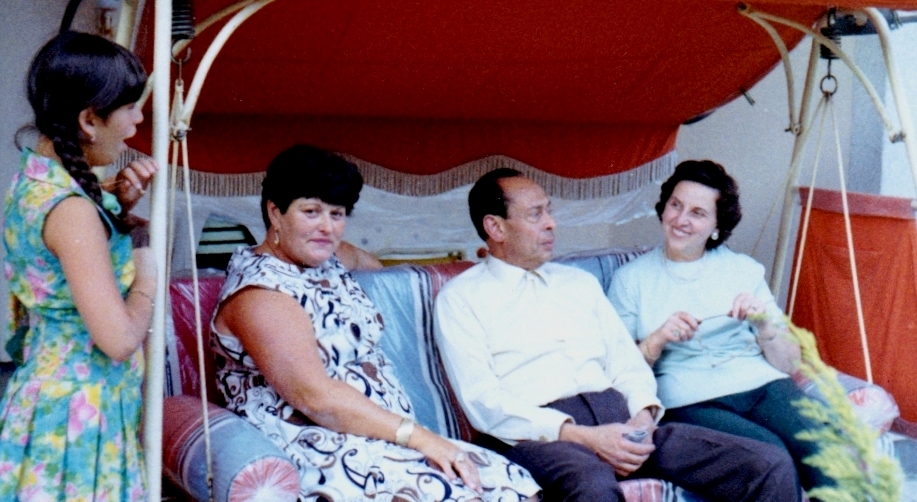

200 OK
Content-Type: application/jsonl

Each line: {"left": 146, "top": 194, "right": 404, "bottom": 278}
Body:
{"left": 673, "top": 329, "right": 681, "bottom": 338}
{"left": 454, "top": 452, "right": 467, "bottom": 464}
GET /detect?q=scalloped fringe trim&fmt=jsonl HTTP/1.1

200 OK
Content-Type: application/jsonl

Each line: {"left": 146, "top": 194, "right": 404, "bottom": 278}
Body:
{"left": 116, "top": 149, "right": 675, "bottom": 200}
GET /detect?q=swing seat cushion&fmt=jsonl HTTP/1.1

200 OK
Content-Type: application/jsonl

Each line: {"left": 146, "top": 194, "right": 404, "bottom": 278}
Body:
{"left": 792, "top": 371, "right": 899, "bottom": 434}
{"left": 165, "top": 247, "right": 911, "bottom": 501}
{"left": 162, "top": 395, "right": 300, "bottom": 502}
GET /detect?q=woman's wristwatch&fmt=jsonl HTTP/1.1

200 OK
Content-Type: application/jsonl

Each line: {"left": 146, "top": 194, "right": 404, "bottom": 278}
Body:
{"left": 395, "top": 417, "right": 416, "bottom": 447}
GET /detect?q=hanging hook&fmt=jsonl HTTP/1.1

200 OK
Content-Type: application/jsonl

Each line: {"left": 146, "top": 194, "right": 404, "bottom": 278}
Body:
{"left": 820, "top": 75, "right": 837, "bottom": 96}
{"left": 820, "top": 59, "right": 837, "bottom": 96}
{"left": 172, "top": 46, "right": 192, "bottom": 65}
{"left": 172, "top": 46, "right": 192, "bottom": 90}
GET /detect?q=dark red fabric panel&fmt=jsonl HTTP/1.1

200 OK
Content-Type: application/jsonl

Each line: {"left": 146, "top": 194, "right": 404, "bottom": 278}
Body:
{"left": 799, "top": 187, "right": 915, "bottom": 219}
{"left": 132, "top": 116, "right": 677, "bottom": 175}
{"left": 131, "top": 0, "right": 827, "bottom": 176}
{"left": 754, "top": 0, "right": 917, "bottom": 6}
{"left": 137, "top": 1, "right": 817, "bottom": 122}
{"left": 790, "top": 189, "right": 917, "bottom": 421}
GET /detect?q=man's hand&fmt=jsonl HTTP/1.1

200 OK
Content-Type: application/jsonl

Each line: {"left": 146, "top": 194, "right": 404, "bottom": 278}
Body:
{"left": 560, "top": 422, "right": 656, "bottom": 477}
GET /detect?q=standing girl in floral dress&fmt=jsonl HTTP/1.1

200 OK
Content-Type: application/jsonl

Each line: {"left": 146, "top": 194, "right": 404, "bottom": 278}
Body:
{"left": 0, "top": 31, "right": 159, "bottom": 500}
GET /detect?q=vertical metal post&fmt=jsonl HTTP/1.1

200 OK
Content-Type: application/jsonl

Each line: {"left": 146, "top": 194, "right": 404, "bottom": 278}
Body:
{"left": 143, "top": 0, "right": 171, "bottom": 499}
{"left": 770, "top": 37, "right": 821, "bottom": 295}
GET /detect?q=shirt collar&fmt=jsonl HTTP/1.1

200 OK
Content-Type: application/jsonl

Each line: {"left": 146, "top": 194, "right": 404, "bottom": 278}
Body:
{"left": 485, "top": 255, "right": 549, "bottom": 286}
{"left": 23, "top": 148, "right": 122, "bottom": 215}
{"left": 22, "top": 148, "right": 78, "bottom": 190}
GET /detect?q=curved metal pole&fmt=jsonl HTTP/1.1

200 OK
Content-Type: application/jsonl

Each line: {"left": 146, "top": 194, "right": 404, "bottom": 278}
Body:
{"left": 137, "top": 0, "right": 261, "bottom": 108}
{"left": 745, "top": 6, "right": 901, "bottom": 140}
{"left": 143, "top": 0, "right": 172, "bottom": 500}
{"left": 771, "top": 38, "right": 821, "bottom": 293}
{"left": 171, "top": 0, "right": 259, "bottom": 59}
{"left": 178, "top": 0, "right": 275, "bottom": 126}
{"left": 738, "top": 5, "right": 798, "bottom": 133}
{"left": 865, "top": 8, "right": 917, "bottom": 190}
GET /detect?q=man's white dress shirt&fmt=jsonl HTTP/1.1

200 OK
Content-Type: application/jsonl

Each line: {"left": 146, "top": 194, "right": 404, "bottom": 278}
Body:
{"left": 434, "top": 256, "right": 661, "bottom": 444}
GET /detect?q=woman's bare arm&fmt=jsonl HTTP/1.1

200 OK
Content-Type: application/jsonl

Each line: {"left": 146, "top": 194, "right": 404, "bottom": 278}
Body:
{"left": 44, "top": 197, "right": 155, "bottom": 361}
{"left": 336, "top": 241, "right": 383, "bottom": 271}
{"left": 754, "top": 319, "right": 801, "bottom": 374}
{"left": 215, "top": 288, "right": 480, "bottom": 490}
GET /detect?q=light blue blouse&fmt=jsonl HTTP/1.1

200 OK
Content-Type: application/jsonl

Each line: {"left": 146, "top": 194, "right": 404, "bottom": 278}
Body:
{"left": 608, "top": 246, "right": 787, "bottom": 409}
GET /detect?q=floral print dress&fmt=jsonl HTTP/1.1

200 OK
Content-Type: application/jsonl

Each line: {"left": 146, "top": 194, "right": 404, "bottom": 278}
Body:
{"left": 211, "top": 247, "right": 539, "bottom": 502}
{"left": 0, "top": 149, "right": 145, "bottom": 501}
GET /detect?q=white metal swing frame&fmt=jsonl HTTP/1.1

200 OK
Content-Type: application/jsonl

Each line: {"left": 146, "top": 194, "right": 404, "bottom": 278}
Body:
{"left": 738, "top": 4, "right": 917, "bottom": 383}
{"left": 738, "top": 4, "right": 917, "bottom": 293}
{"left": 134, "top": 2, "right": 917, "bottom": 499}
{"left": 140, "top": 1, "right": 276, "bottom": 500}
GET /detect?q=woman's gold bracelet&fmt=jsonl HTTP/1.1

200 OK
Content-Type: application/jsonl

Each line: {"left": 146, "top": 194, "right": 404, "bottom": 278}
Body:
{"left": 639, "top": 341, "right": 659, "bottom": 364}
{"left": 130, "top": 289, "right": 155, "bottom": 309}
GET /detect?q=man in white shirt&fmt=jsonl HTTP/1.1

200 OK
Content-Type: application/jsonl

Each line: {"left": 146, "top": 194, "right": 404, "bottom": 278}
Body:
{"left": 434, "top": 168, "right": 800, "bottom": 502}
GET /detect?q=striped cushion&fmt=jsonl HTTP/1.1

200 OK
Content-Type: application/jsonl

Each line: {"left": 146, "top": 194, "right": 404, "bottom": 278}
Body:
{"left": 162, "top": 395, "right": 300, "bottom": 502}
{"left": 167, "top": 248, "right": 840, "bottom": 502}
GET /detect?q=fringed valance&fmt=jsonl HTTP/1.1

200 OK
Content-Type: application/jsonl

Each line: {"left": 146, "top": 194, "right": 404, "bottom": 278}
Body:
{"left": 345, "top": 152, "right": 675, "bottom": 199}
{"left": 117, "top": 149, "right": 675, "bottom": 200}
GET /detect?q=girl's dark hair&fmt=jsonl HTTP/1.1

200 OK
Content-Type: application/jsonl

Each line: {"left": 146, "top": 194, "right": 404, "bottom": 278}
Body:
{"left": 27, "top": 31, "right": 147, "bottom": 233}
{"left": 655, "top": 160, "right": 742, "bottom": 249}
{"left": 261, "top": 145, "right": 364, "bottom": 229}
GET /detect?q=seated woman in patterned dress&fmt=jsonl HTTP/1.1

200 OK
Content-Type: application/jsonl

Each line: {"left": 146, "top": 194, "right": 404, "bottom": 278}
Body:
{"left": 210, "top": 144, "right": 540, "bottom": 502}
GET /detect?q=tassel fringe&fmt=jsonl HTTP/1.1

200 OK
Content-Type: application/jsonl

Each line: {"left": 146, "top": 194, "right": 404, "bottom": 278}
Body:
{"left": 116, "top": 149, "right": 675, "bottom": 200}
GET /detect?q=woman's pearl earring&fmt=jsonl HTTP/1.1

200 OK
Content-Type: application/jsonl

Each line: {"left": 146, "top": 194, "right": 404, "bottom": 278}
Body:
{"left": 711, "top": 229, "right": 720, "bottom": 241}
{"left": 273, "top": 230, "right": 280, "bottom": 246}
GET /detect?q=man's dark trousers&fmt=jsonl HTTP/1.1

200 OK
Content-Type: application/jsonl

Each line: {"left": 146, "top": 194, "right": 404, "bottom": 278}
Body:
{"left": 478, "top": 388, "right": 801, "bottom": 502}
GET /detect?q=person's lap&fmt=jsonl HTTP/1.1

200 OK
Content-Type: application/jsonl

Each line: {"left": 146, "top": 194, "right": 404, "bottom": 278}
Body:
{"left": 664, "top": 398, "right": 787, "bottom": 447}
{"left": 480, "top": 388, "right": 799, "bottom": 502}
{"left": 664, "top": 378, "right": 831, "bottom": 490}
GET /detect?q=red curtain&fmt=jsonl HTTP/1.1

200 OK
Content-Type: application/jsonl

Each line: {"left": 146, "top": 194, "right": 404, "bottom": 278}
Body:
{"left": 132, "top": 0, "right": 823, "bottom": 177}
{"left": 790, "top": 188, "right": 917, "bottom": 421}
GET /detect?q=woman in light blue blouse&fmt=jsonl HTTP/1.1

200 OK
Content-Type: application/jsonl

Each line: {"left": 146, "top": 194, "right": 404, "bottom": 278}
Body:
{"left": 608, "top": 160, "right": 831, "bottom": 493}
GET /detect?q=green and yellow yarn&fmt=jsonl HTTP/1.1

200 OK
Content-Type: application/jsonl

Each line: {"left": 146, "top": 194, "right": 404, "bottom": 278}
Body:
{"left": 783, "top": 319, "right": 902, "bottom": 502}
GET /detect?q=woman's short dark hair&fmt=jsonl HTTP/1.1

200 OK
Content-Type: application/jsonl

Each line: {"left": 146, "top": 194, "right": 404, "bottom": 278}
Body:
{"left": 27, "top": 31, "right": 147, "bottom": 233}
{"left": 655, "top": 160, "right": 742, "bottom": 249}
{"left": 260, "top": 144, "right": 363, "bottom": 229}
{"left": 468, "top": 168, "right": 522, "bottom": 241}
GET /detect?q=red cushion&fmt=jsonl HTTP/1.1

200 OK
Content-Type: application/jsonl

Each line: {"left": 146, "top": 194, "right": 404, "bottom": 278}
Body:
{"left": 169, "top": 275, "right": 226, "bottom": 403}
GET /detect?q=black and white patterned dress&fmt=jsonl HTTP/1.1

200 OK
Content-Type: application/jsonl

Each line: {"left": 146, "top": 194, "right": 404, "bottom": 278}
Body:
{"left": 210, "top": 247, "right": 539, "bottom": 502}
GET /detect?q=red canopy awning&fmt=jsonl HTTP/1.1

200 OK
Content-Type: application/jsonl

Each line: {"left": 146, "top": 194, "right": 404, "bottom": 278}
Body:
{"left": 132, "top": 1, "right": 917, "bottom": 189}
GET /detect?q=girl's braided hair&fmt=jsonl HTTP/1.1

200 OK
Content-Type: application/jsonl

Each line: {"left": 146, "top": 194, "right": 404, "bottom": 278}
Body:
{"left": 26, "top": 31, "right": 147, "bottom": 233}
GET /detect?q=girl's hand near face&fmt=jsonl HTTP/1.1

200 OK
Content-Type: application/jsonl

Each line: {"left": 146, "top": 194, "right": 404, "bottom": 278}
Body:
{"left": 104, "top": 157, "right": 159, "bottom": 213}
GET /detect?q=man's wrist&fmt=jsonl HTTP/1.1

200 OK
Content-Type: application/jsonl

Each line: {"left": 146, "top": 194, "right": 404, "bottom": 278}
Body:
{"left": 558, "top": 419, "right": 582, "bottom": 444}
{"left": 630, "top": 407, "right": 658, "bottom": 428}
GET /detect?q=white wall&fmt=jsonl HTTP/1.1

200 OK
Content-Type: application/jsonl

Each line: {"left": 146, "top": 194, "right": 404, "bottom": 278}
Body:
{"left": 678, "top": 39, "right": 855, "bottom": 279}
{"left": 881, "top": 23, "right": 917, "bottom": 198}
{"left": 0, "top": 0, "right": 83, "bottom": 361}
